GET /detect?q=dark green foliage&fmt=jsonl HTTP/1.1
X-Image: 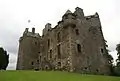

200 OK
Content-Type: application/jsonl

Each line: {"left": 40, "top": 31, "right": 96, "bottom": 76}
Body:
{"left": 104, "top": 40, "right": 114, "bottom": 75}
{"left": 0, "top": 47, "right": 9, "bottom": 70}
{"left": 104, "top": 40, "right": 113, "bottom": 65}
{"left": 113, "top": 43, "right": 120, "bottom": 76}
{"left": 116, "top": 44, "right": 120, "bottom": 64}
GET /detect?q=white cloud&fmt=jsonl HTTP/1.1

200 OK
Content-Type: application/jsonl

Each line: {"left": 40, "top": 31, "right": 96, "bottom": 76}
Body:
{"left": 0, "top": 0, "right": 119, "bottom": 69}
{"left": 7, "top": 53, "right": 17, "bottom": 70}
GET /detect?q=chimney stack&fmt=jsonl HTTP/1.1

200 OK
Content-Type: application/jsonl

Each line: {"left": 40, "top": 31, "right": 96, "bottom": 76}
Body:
{"left": 32, "top": 27, "right": 35, "bottom": 34}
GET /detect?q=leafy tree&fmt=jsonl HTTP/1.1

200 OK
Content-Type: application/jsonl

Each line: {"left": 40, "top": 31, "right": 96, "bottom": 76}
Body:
{"left": 104, "top": 40, "right": 113, "bottom": 65}
{"left": 0, "top": 47, "right": 9, "bottom": 70}
{"left": 114, "top": 43, "right": 120, "bottom": 76}
{"left": 104, "top": 40, "right": 114, "bottom": 75}
{"left": 116, "top": 43, "right": 120, "bottom": 66}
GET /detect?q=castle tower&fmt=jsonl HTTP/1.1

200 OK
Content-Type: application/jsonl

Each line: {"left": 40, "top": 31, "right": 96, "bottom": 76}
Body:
{"left": 16, "top": 28, "right": 40, "bottom": 70}
{"left": 67, "top": 8, "right": 110, "bottom": 74}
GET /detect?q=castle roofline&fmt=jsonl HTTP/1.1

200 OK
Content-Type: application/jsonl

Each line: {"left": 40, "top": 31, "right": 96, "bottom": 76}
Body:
{"left": 65, "top": 10, "right": 72, "bottom": 14}
{"left": 23, "top": 28, "right": 40, "bottom": 38}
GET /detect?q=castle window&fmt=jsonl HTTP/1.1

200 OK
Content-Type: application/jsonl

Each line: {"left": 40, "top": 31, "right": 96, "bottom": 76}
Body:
{"left": 35, "top": 42, "right": 37, "bottom": 45}
{"left": 77, "top": 44, "right": 81, "bottom": 53}
{"left": 58, "top": 62, "right": 61, "bottom": 66}
{"left": 96, "top": 69, "right": 100, "bottom": 72}
{"left": 48, "top": 39, "right": 50, "bottom": 48}
{"left": 101, "top": 48, "right": 104, "bottom": 53}
{"left": 84, "top": 67, "right": 88, "bottom": 70}
{"left": 57, "top": 45, "right": 61, "bottom": 59}
{"left": 50, "top": 50, "right": 52, "bottom": 59}
{"left": 57, "top": 32, "right": 60, "bottom": 42}
{"left": 37, "top": 60, "right": 39, "bottom": 63}
{"left": 31, "top": 61, "right": 34, "bottom": 65}
{"left": 75, "top": 29, "right": 79, "bottom": 35}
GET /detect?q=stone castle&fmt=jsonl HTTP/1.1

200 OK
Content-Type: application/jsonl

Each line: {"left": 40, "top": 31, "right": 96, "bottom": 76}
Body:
{"left": 16, "top": 7, "right": 110, "bottom": 74}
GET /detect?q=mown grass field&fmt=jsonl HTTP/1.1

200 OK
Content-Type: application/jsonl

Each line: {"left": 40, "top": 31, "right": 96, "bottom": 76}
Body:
{"left": 0, "top": 70, "right": 120, "bottom": 81}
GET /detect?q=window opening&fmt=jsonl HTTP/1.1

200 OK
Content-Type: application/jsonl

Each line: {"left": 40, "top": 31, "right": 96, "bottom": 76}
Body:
{"left": 77, "top": 44, "right": 81, "bottom": 52}
{"left": 57, "top": 45, "right": 61, "bottom": 58}
{"left": 75, "top": 29, "right": 79, "bottom": 35}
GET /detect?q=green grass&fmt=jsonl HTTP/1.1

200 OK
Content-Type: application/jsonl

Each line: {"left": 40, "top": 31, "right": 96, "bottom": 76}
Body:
{"left": 0, "top": 70, "right": 120, "bottom": 81}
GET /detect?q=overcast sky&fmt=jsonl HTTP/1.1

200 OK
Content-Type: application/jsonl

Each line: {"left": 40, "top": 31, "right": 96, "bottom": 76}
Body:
{"left": 0, "top": 0, "right": 119, "bottom": 70}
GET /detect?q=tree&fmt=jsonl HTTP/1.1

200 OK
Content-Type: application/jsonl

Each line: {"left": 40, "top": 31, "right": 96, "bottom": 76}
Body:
{"left": 114, "top": 43, "right": 120, "bottom": 76}
{"left": 104, "top": 40, "right": 114, "bottom": 75}
{"left": 104, "top": 40, "right": 113, "bottom": 65}
{"left": 116, "top": 43, "right": 120, "bottom": 66}
{"left": 0, "top": 47, "right": 9, "bottom": 70}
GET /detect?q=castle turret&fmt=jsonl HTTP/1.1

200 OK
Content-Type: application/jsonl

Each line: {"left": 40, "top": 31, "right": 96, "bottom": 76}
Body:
{"left": 62, "top": 10, "right": 76, "bottom": 28}
{"left": 16, "top": 28, "right": 40, "bottom": 70}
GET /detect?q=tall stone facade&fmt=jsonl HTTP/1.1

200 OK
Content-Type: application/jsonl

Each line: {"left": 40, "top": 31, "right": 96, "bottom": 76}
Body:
{"left": 16, "top": 7, "right": 110, "bottom": 75}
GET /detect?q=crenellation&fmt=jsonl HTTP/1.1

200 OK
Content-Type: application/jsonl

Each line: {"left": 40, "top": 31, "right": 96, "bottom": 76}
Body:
{"left": 74, "top": 7, "right": 84, "bottom": 19}
{"left": 16, "top": 7, "right": 111, "bottom": 75}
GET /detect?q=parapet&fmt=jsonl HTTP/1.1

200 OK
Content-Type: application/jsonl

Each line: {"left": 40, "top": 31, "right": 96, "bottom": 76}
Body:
{"left": 22, "top": 28, "right": 40, "bottom": 38}
{"left": 85, "top": 12, "right": 99, "bottom": 20}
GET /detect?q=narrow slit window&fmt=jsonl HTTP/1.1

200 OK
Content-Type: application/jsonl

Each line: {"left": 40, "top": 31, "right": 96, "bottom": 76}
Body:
{"left": 31, "top": 61, "right": 34, "bottom": 65}
{"left": 50, "top": 50, "right": 52, "bottom": 59}
{"left": 101, "top": 48, "right": 104, "bottom": 53}
{"left": 57, "top": 45, "right": 61, "bottom": 58}
{"left": 77, "top": 44, "right": 81, "bottom": 53}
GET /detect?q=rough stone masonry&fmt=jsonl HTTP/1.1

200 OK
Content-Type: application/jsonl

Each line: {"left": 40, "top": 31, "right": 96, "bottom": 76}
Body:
{"left": 16, "top": 7, "right": 111, "bottom": 75}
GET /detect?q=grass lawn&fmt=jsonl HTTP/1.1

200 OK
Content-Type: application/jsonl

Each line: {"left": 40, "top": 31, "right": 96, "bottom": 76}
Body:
{"left": 0, "top": 70, "right": 120, "bottom": 81}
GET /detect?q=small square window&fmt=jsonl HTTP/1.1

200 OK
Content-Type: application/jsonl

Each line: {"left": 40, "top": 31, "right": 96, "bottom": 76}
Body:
{"left": 75, "top": 29, "right": 79, "bottom": 35}
{"left": 37, "top": 60, "right": 39, "bottom": 62}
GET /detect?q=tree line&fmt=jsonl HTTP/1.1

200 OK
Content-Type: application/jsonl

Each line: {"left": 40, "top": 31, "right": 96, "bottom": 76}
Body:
{"left": 105, "top": 40, "right": 120, "bottom": 76}
{"left": 111, "top": 43, "right": 120, "bottom": 76}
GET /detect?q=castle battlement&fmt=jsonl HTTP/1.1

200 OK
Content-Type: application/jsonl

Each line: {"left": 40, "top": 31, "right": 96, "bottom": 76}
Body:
{"left": 23, "top": 28, "right": 40, "bottom": 37}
